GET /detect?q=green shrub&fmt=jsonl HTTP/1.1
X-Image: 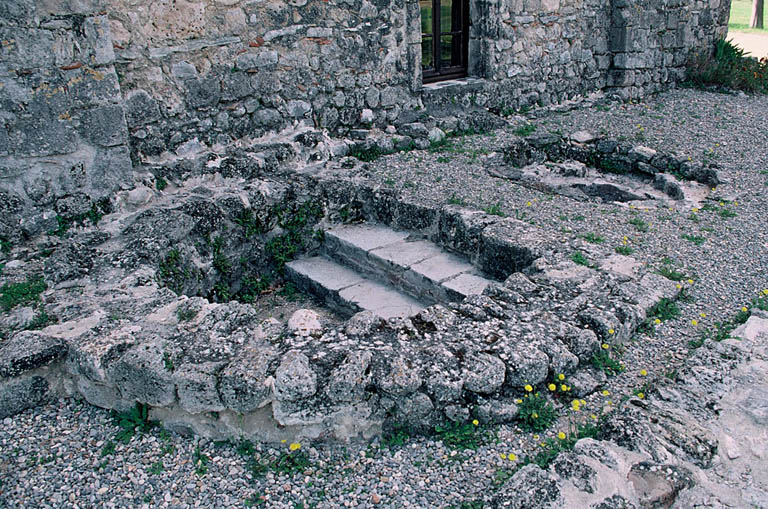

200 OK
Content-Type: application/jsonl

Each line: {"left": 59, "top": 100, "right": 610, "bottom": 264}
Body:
{"left": 1, "top": 277, "right": 46, "bottom": 311}
{"left": 686, "top": 39, "right": 768, "bottom": 94}
{"left": 516, "top": 392, "right": 557, "bottom": 432}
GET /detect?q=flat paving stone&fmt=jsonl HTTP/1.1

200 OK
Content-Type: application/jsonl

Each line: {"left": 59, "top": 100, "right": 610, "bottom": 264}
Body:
{"left": 369, "top": 240, "right": 443, "bottom": 269}
{"left": 286, "top": 257, "right": 364, "bottom": 291}
{"left": 339, "top": 281, "right": 425, "bottom": 319}
{"left": 443, "top": 273, "right": 492, "bottom": 299}
{"left": 408, "top": 252, "right": 474, "bottom": 283}
{"left": 326, "top": 224, "right": 410, "bottom": 252}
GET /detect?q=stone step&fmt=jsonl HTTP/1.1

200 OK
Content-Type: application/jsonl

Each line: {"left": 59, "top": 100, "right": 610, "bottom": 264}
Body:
{"left": 323, "top": 223, "right": 494, "bottom": 305}
{"left": 285, "top": 256, "right": 426, "bottom": 319}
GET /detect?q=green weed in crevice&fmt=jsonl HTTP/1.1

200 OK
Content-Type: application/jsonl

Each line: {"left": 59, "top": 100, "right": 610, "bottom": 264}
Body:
{"left": 111, "top": 403, "right": 156, "bottom": 444}
{"left": 0, "top": 277, "right": 47, "bottom": 311}
{"left": 157, "top": 249, "right": 190, "bottom": 295}
{"left": 615, "top": 245, "right": 634, "bottom": 255}
{"left": 591, "top": 347, "right": 625, "bottom": 376}
{"left": 582, "top": 233, "right": 604, "bottom": 244}
{"left": 681, "top": 233, "right": 706, "bottom": 246}
{"left": 434, "top": 419, "right": 492, "bottom": 451}
{"left": 50, "top": 199, "right": 111, "bottom": 237}
{"left": 570, "top": 251, "right": 594, "bottom": 268}
{"left": 516, "top": 391, "right": 557, "bottom": 432}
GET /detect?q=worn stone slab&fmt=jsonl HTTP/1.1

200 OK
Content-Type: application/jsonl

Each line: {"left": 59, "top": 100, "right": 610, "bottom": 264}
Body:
{"left": 286, "top": 256, "right": 364, "bottom": 292}
{"left": 339, "top": 281, "right": 425, "bottom": 319}
{"left": 325, "top": 223, "right": 410, "bottom": 253}
{"left": 443, "top": 273, "right": 492, "bottom": 300}
{"left": 369, "top": 239, "right": 443, "bottom": 269}
{"left": 407, "top": 252, "right": 473, "bottom": 284}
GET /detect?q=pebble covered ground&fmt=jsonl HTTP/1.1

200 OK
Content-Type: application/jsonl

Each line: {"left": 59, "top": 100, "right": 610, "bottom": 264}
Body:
{"left": 1, "top": 87, "right": 767, "bottom": 508}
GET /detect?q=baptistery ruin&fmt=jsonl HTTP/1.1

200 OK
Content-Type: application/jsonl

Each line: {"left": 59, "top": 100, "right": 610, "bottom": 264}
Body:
{"left": 0, "top": 0, "right": 731, "bottom": 441}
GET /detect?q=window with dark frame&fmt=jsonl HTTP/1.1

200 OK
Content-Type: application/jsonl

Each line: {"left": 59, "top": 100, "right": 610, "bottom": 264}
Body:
{"left": 420, "top": 0, "right": 469, "bottom": 83}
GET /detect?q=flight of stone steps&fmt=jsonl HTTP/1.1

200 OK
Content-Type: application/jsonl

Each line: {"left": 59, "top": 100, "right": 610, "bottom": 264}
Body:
{"left": 285, "top": 223, "right": 495, "bottom": 318}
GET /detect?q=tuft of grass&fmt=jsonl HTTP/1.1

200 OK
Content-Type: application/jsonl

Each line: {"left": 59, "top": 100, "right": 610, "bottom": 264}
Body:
{"left": 570, "top": 251, "right": 593, "bottom": 267}
{"left": 447, "top": 193, "right": 466, "bottom": 206}
{"left": 615, "top": 245, "right": 634, "bottom": 255}
{"left": 516, "top": 392, "right": 557, "bottom": 432}
{"left": 628, "top": 217, "right": 649, "bottom": 232}
{"left": 111, "top": 403, "right": 156, "bottom": 444}
{"left": 484, "top": 202, "right": 505, "bottom": 217}
{"left": 513, "top": 124, "right": 536, "bottom": 137}
{"left": 582, "top": 233, "right": 604, "bottom": 244}
{"left": 382, "top": 423, "right": 411, "bottom": 448}
{"left": 348, "top": 145, "right": 385, "bottom": 162}
{"left": 681, "top": 233, "right": 706, "bottom": 246}
{"left": 193, "top": 445, "right": 210, "bottom": 476}
{"left": 685, "top": 38, "right": 768, "bottom": 94}
{"left": 156, "top": 177, "right": 168, "bottom": 191}
{"left": 434, "top": 420, "right": 490, "bottom": 451}
{"left": 0, "top": 277, "right": 47, "bottom": 311}
{"left": 591, "top": 348, "right": 625, "bottom": 376}
{"left": 657, "top": 266, "right": 687, "bottom": 281}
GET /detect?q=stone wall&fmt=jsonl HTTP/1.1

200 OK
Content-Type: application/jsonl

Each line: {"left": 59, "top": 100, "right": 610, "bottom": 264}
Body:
{"left": 0, "top": 4, "right": 133, "bottom": 240}
{"left": 0, "top": 0, "right": 729, "bottom": 235}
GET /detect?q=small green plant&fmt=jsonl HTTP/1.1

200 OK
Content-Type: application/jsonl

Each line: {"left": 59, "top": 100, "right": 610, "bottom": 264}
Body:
{"left": 681, "top": 233, "right": 706, "bottom": 246}
{"left": 434, "top": 420, "right": 488, "bottom": 451}
{"left": 513, "top": 124, "right": 536, "bottom": 137}
{"left": 525, "top": 421, "right": 601, "bottom": 469}
{"left": 156, "top": 177, "right": 168, "bottom": 191}
{"left": 193, "top": 445, "right": 210, "bottom": 476}
{"left": 582, "top": 233, "right": 604, "bottom": 244}
{"left": 447, "top": 193, "right": 466, "bottom": 206}
{"left": 516, "top": 392, "right": 557, "bottom": 432}
{"left": 112, "top": 403, "right": 156, "bottom": 444}
{"left": 158, "top": 249, "right": 190, "bottom": 295}
{"left": 484, "top": 202, "right": 505, "bottom": 217}
{"left": 718, "top": 208, "right": 737, "bottom": 218}
{"left": 148, "top": 461, "right": 164, "bottom": 475}
{"left": 348, "top": 145, "right": 384, "bottom": 162}
{"left": 437, "top": 155, "right": 451, "bottom": 163}
{"left": 269, "top": 443, "right": 310, "bottom": 475}
{"left": 162, "top": 352, "right": 175, "bottom": 372}
{"left": 628, "top": 217, "right": 649, "bottom": 232}
{"left": 382, "top": 423, "right": 411, "bottom": 448}
{"left": 570, "top": 251, "right": 593, "bottom": 268}
{"left": 212, "top": 237, "right": 231, "bottom": 275}
{"left": 657, "top": 266, "right": 687, "bottom": 281}
{"left": 100, "top": 441, "right": 116, "bottom": 457}
{"left": 50, "top": 199, "right": 110, "bottom": 237}
{"left": 615, "top": 245, "right": 634, "bottom": 255}
{"left": 648, "top": 297, "right": 681, "bottom": 322}
{"left": 176, "top": 305, "right": 198, "bottom": 322}
{"left": 0, "top": 277, "right": 47, "bottom": 311}
{"left": 685, "top": 38, "right": 768, "bottom": 94}
{"left": 0, "top": 235, "right": 11, "bottom": 254}
{"left": 591, "top": 348, "right": 625, "bottom": 376}
{"left": 234, "top": 209, "right": 263, "bottom": 239}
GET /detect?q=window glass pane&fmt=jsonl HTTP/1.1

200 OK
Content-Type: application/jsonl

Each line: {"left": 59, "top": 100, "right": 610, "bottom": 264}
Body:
{"left": 440, "top": 0, "right": 452, "bottom": 33}
{"left": 440, "top": 34, "right": 462, "bottom": 67}
{"left": 420, "top": 0, "right": 433, "bottom": 34}
{"left": 422, "top": 37, "right": 434, "bottom": 69}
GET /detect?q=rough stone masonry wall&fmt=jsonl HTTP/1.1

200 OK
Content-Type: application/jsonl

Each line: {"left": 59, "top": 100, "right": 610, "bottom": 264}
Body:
{"left": 0, "top": 3, "right": 134, "bottom": 241}
{"left": 0, "top": 0, "right": 729, "bottom": 237}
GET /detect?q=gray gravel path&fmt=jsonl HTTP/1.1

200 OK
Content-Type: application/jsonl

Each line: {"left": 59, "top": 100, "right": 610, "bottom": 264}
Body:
{"left": 2, "top": 87, "right": 767, "bottom": 508}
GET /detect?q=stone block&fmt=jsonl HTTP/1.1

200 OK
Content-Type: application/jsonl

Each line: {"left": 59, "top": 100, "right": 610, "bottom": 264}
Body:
{"left": 327, "top": 350, "right": 372, "bottom": 403}
{"left": 125, "top": 90, "right": 161, "bottom": 127}
{"left": 0, "top": 375, "right": 50, "bottom": 418}
{"left": 274, "top": 351, "right": 317, "bottom": 401}
{"left": 339, "top": 281, "right": 425, "bottom": 319}
{"left": 218, "top": 346, "right": 277, "bottom": 413}
{"left": 186, "top": 76, "right": 221, "bottom": 109}
{"left": 0, "top": 331, "right": 68, "bottom": 379}
{"left": 175, "top": 362, "right": 225, "bottom": 414}
{"left": 79, "top": 105, "right": 128, "bottom": 147}
{"left": 108, "top": 341, "right": 176, "bottom": 406}
{"left": 463, "top": 353, "right": 506, "bottom": 394}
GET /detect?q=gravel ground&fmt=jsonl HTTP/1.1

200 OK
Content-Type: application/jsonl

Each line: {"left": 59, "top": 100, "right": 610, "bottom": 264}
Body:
{"left": 2, "top": 87, "right": 767, "bottom": 508}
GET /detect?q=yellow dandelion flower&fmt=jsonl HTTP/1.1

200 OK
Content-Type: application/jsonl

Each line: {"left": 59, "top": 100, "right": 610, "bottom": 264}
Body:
{"left": 676, "top": 284, "right": 682, "bottom": 289}
{"left": 508, "top": 453, "right": 517, "bottom": 461}
{"left": 601, "top": 343, "right": 610, "bottom": 350}
{"left": 640, "top": 369, "right": 648, "bottom": 376}
{"left": 532, "top": 412, "right": 538, "bottom": 419}
{"left": 608, "top": 328, "right": 615, "bottom": 335}
{"left": 533, "top": 434, "right": 540, "bottom": 440}
{"left": 687, "top": 279, "right": 694, "bottom": 284}
{"left": 526, "top": 201, "right": 532, "bottom": 207}
{"left": 499, "top": 453, "right": 507, "bottom": 460}
{"left": 548, "top": 383, "right": 556, "bottom": 391}
{"left": 607, "top": 399, "right": 613, "bottom": 405}
{"left": 524, "top": 384, "right": 533, "bottom": 392}
{"left": 700, "top": 312, "right": 707, "bottom": 318}
{"left": 654, "top": 318, "right": 661, "bottom": 325}
{"left": 557, "top": 432, "right": 566, "bottom": 440}
{"left": 558, "top": 373, "right": 565, "bottom": 381}
{"left": 691, "top": 208, "right": 699, "bottom": 213}
{"left": 472, "top": 419, "right": 479, "bottom": 426}
{"left": 636, "top": 392, "right": 645, "bottom": 399}
{"left": 602, "top": 390, "right": 610, "bottom": 396}
{"left": 763, "top": 289, "right": 768, "bottom": 295}
{"left": 719, "top": 202, "right": 724, "bottom": 207}
{"left": 289, "top": 442, "right": 301, "bottom": 451}
{"left": 580, "top": 399, "right": 586, "bottom": 406}
{"left": 590, "top": 414, "right": 598, "bottom": 420}
{"left": 571, "top": 400, "right": 581, "bottom": 411}
{"left": 560, "top": 384, "right": 568, "bottom": 391}
{"left": 734, "top": 201, "right": 738, "bottom": 206}
{"left": 281, "top": 439, "right": 287, "bottom": 444}
{"left": 691, "top": 319, "right": 698, "bottom": 326}
{"left": 711, "top": 187, "right": 716, "bottom": 192}
{"left": 540, "top": 442, "right": 547, "bottom": 447}
{"left": 742, "top": 306, "right": 748, "bottom": 312}
{"left": 515, "top": 399, "right": 523, "bottom": 404}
